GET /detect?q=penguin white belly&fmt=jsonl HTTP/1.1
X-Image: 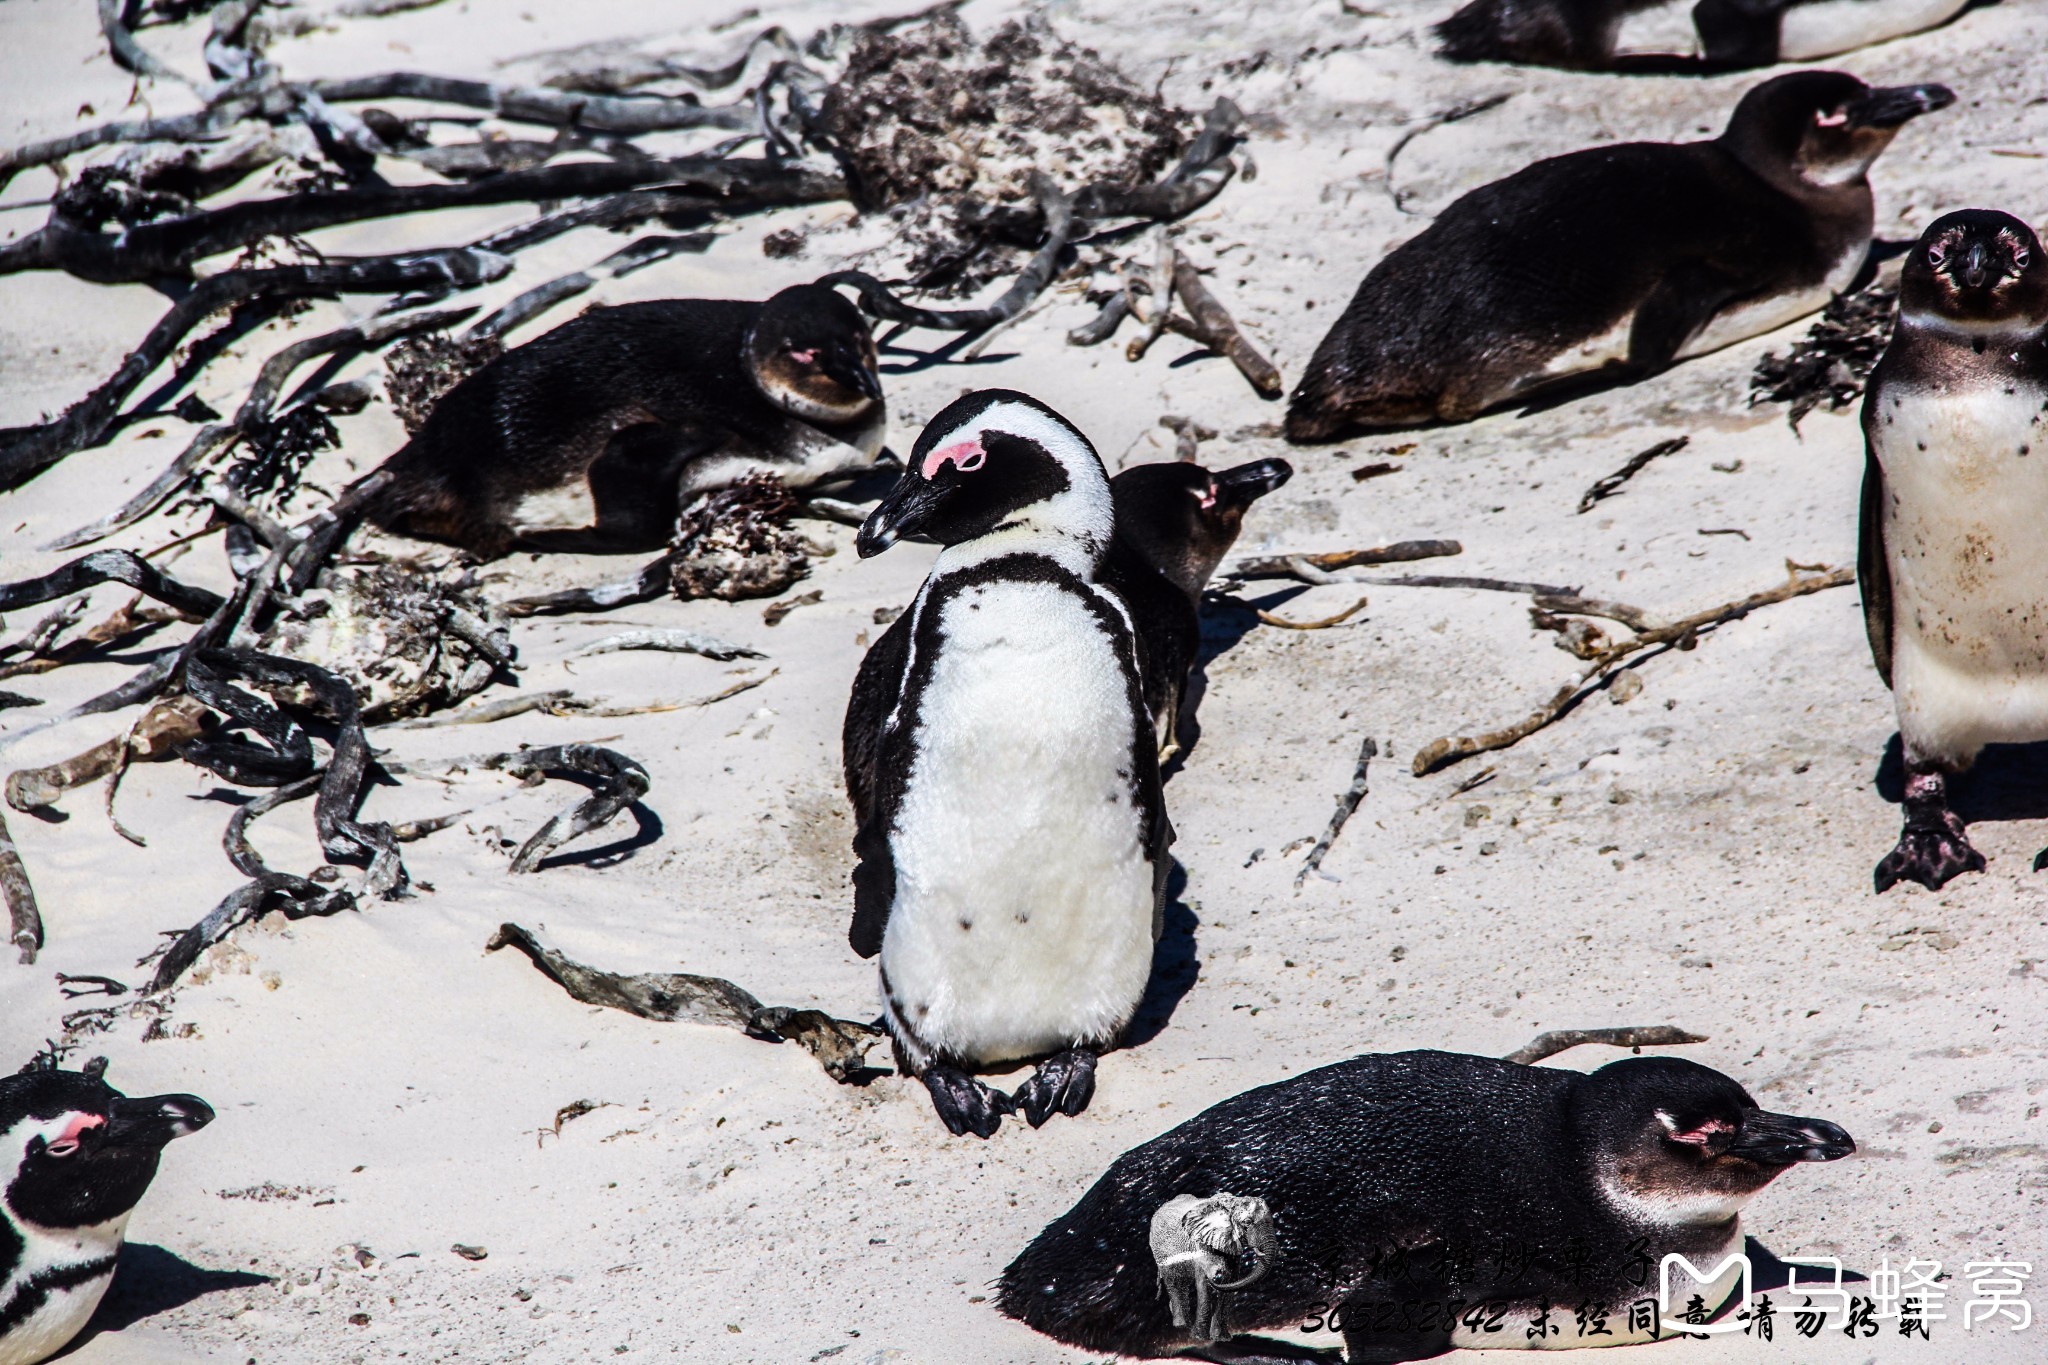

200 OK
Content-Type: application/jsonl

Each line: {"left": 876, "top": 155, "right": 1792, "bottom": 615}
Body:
{"left": 1877, "top": 383, "right": 2048, "bottom": 764}
{"left": 1677, "top": 244, "right": 1864, "bottom": 362}
{"left": 682, "top": 415, "right": 887, "bottom": 497}
{"left": 883, "top": 579, "right": 1154, "bottom": 1067}
{"left": 0, "top": 1214, "right": 129, "bottom": 1365}
{"left": 506, "top": 479, "right": 599, "bottom": 534}
{"left": 1442, "top": 1225, "right": 1745, "bottom": 1349}
{"left": 1610, "top": 0, "right": 1703, "bottom": 58}
{"left": 1776, "top": 0, "right": 1970, "bottom": 61}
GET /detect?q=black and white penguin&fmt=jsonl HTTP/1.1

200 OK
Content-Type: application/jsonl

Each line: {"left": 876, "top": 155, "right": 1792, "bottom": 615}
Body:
{"left": 842, "top": 390, "right": 1172, "bottom": 1139}
{"left": 1435, "top": 0, "right": 1972, "bottom": 73}
{"left": 356, "top": 282, "right": 886, "bottom": 557}
{"left": 1859, "top": 209, "right": 2048, "bottom": 892}
{"left": 998, "top": 1051, "right": 1853, "bottom": 1362}
{"left": 1285, "top": 70, "right": 1953, "bottom": 441}
{"left": 0, "top": 1067, "right": 213, "bottom": 1365}
{"left": 1102, "top": 457, "right": 1293, "bottom": 755}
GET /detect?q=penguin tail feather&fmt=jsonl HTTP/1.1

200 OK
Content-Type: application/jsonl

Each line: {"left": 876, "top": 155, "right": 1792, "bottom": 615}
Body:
{"left": 995, "top": 1216, "right": 1182, "bottom": 1356}
{"left": 1431, "top": 0, "right": 1502, "bottom": 61}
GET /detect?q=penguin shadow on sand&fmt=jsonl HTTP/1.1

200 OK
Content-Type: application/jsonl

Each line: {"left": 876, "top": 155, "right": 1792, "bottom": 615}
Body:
{"left": 1158, "top": 587, "right": 1290, "bottom": 782}
{"left": 1124, "top": 862, "right": 1202, "bottom": 1051}
{"left": 55, "top": 1243, "right": 270, "bottom": 1358}
{"left": 1875, "top": 735, "right": 2048, "bottom": 846}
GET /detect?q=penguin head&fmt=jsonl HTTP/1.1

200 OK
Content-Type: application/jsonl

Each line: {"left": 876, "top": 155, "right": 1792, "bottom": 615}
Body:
{"left": 857, "top": 390, "right": 1114, "bottom": 562}
{"left": 1720, "top": 70, "right": 1953, "bottom": 191}
{"left": 1574, "top": 1057, "right": 1853, "bottom": 1229}
{"left": 1900, "top": 209, "right": 2048, "bottom": 338}
{"left": 745, "top": 284, "right": 884, "bottom": 424}
{"left": 0, "top": 1066, "right": 213, "bottom": 1233}
{"left": 1111, "top": 457, "right": 1293, "bottom": 601}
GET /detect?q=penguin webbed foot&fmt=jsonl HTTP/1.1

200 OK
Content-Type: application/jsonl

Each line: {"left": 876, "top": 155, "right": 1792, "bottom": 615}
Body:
{"left": 1875, "top": 807, "right": 1985, "bottom": 892}
{"left": 1011, "top": 1047, "right": 1098, "bottom": 1128}
{"left": 922, "top": 1065, "right": 1014, "bottom": 1139}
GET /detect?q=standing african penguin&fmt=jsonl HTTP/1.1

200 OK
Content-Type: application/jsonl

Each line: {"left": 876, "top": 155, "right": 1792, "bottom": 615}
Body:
{"left": 843, "top": 391, "right": 1172, "bottom": 1138}
{"left": 1860, "top": 209, "right": 2048, "bottom": 891}
{"left": 1102, "top": 457, "right": 1292, "bottom": 756}
{"left": 0, "top": 1066, "right": 213, "bottom": 1365}
{"left": 1435, "top": 0, "right": 1972, "bottom": 72}
{"left": 1285, "top": 70, "right": 1952, "bottom": 440}
{"left": 999, "top": 1051, "right": 1853, "bottom": 1362}
{"left": 356, "top": 282, "right": 886, "bottom": 557}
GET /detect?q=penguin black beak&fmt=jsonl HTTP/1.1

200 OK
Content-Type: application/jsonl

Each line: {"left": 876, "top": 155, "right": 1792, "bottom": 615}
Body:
{"left": 825, "top": 344, "right": 885, "bottom": 403}
{"left": 1962, "top": 240, "right": 1993, "bottom": 289}
{"left": 102, "top": 1093, "right": 215, "bottom": 1150}
{"left": 857, "top": 474, "right": 943, "bottom": 558}
{"left": 1726, "top": 1110, "right": 1854, "bottom": 1165}
{"left": 1211, "top": 459, "right": 1294, "bottom": 511}
{"left": 1845, "top": 83, "right": 1955, "bottom": 130}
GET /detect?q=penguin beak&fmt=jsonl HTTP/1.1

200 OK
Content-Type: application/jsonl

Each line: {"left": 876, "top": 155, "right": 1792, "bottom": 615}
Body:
{"left": 101, "top": 1093, "right": 215, "bottom": 1150}
{"left": 1726, "top": 1110, "right": 1855, "bottom": 1165}
{"left": 1962, "top": 239, "right": 1993, "bottom": 289}
{"left": 1845, "top": 83, "right": 1955, "bottom": 130}
{"left": 1211, "top": 459, "right": 1294, "bottom": 511}
{"left": 824, "top": 343, "right": 884, "bottom": 403}
{"left": 857, "top": 474, "right": 944, "bottom": 558}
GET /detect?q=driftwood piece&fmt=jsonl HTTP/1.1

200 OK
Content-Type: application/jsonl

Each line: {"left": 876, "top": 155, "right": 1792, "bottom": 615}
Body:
{"left": 574, "top": 629, "right": 763, "bottom": 662}
{"left": 0, "top": 551, "right": 226, "bottom": 619}
{"left": 468, "top": 233, "right": 714, "bottom": 340}
{"left": 1295, "top": 738, "right": 1377, "bottom": 889}
{"left": 484, "top": 744, "right": 649, "bottom": 872}
{"left": 1, "top": 809, "right": 41, "bottom": 964}
{"left": 500, "top": 556, "right": 671, "bottom": 618}
{"left": 1413, "top": 565, "right": 1855, "bottom": 774}
{"left": 1577, "top": 437, "right": 1688, "bottom": 515}
{"left": 1228, "top": 541, "right": 1463, "bottom": 579}
{"left": 1257, "top": 597, "right": 1368, "bottom": 631}
{"left": 1168, "top": 254, "right": 1281, "bottom": 398}
{"left": 1505, "top": 1026, "right": 1708, "bottom": 1066}
{"left": 5, "top": 696, "right": 211, "bottom": 812}
{"left": 486, "top": 922, "right": 884, "bottom": 1082}
{"left": 1125, "top": 230, "right": 1175, "bottom": 361}
{"left": 146, "top": 870, "right": 354, "bottom": 996}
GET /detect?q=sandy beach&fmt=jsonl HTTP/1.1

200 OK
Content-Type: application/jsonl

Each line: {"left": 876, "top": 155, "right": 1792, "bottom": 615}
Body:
{"left": 2, "top": 0, "right": 2046, "bottom": 1360}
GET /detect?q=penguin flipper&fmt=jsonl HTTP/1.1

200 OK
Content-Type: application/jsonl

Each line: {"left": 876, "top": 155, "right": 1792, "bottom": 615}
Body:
{"left": 1857, "top": 446, "right": 1894, "bottom": 689}
{"left": 844, "top": 608, "right": 914, "bottom": 958}
{"left": 1626, "top": 260, "right": 1749, "bottom": 375}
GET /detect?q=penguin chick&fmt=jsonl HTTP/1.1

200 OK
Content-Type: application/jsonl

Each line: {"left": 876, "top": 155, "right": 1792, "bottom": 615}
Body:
{"left": 998, "top": 1051, "right": 1853, "bottom": 1362}
{"left": 1101, "top": 458, "right": 1293, "bottom": 756}
{"left": 1285, "top": 70, "right": 1952, "bottom": 441}
{"left": 0, "top": 1068, "right": 213, "bottom": 1365}
{"left": 1860, "top": 209, "right": 2048, "bottom": 892}
{"left": 357, "top": 282, "right": 885, "bottom": 557}
{"left": 1435, "top": 0, "right": 1971, "bottom": 73}
{"left": 842, "top": 391, "right": 1172, "bottom": 1139}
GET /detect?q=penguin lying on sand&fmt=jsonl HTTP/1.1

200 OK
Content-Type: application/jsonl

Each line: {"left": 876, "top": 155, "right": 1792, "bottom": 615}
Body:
{"left": 0, "top": 1067, "right": 213, "bottom": 1365}
{"left": 1435, "top": 0, "right": 1972, "bottom": 73}
{"left": 843, "top": 391, "right": 1172, "bottom": 1138}
{"left": 357, "top": 283, "right": 885, "bottom": 557}
{"left": 1860, "top": 210, "right": 2048, "bottom": 892}
{"left": 1286, "top": 70, "right": 1952, "bottom": 441}
{"left": 999, "top": 1051, "right": 1853, "bottom": 1363}
{"left": 1103, "top": 457, "right": 1293, "bottom": 755}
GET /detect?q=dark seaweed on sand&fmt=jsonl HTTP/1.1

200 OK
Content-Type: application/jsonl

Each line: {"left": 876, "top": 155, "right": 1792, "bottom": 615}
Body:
{"left": 383, "top": 332, "right": 506, "bottom": 434}
{"left": 1749, "top": 284, "right": 1897, "bottom": 429}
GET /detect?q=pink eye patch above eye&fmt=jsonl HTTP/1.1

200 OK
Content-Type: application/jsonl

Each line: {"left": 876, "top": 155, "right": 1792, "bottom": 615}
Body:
{"left": 1815, "top": 110, "right": 1848, "bottom": 127}
{"left": 921, "top": 440, "right": 987, "bottom": 479}
{"left": 1197, "top": 482, "right": 1218, "bottom": 509}
{"left": 1667, "top": 1118, "right": 1735, "bottom": 1145}
{"left": 788, "top": 348, "right": 818, "bottom": 364}
{"left": 53, "top": 1112, "right": 106, "bottom": 1147}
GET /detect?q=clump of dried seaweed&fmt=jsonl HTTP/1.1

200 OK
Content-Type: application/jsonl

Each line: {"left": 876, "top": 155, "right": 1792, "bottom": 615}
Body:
{"left": 1750, "top": 284, "right": 1897, "bottom": 428}
{"left": 383, "top": 333, "right": 505, "bottom": 434}
{"left": 818, "top": 13, "right": 1189, "bottom": 295}
{"left": 669, "top": 475, "right": 808, "bottom": 602}
{"left": 259, "top": 563, "right": 510, "bottom": 722}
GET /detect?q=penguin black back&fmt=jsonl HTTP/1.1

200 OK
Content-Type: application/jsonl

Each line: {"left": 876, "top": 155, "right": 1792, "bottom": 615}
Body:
{"left": 1101, "top": 457, "right": 1292, "bottom": 750}
{"left": 1285, "top": 70, "right": 1952, "bottom": 440}
{"left": 358, "top": 283, "right": 885, "bottom": 557}
{"left": 998, "top": 1050, "right": 1853, "bottom": 1359}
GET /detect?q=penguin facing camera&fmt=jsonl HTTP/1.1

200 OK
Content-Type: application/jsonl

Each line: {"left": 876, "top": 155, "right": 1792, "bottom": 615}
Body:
{"left": 843, "top": 390, "right": 1173, "bottom": 1139}
{"left": 355, "top": 282, "right": 886, "bottom": 558}
{"left": 1435, "top": 0, "right": 1973, "bottom": 74}
{"left": 999, "top": 1050, "right": 1853, "bottom": 1362}
{"left": 1103, "top": 456, "right": 1294, "bottom": 757}
{"left": 0, "top": 1064, "right": 214, "bottom": 1365}
{"left": 1859, "top": 209, "right": 2048, "bottom": 892}
{"left": 1285, "top": 70, "right": 1953, "bottom": 441}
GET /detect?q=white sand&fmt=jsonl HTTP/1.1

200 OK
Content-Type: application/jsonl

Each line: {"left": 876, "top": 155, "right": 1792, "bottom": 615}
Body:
{"left": 2, "top": 0, "right": 2045, "bottom": 1361}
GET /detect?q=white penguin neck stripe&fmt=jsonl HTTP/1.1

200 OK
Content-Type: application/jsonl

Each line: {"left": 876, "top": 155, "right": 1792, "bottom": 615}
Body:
{"left": 923, "top": 402, "right": 1116, "bottom": 578}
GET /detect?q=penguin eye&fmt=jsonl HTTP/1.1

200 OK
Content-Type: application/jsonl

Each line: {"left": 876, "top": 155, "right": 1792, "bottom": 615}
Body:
{"left": 1813, "top": 108, "right": 1849, "bottom": 128}
{"left": 44, "top": 1139, "right": 80, "bottom": 1158}
{"left": 1926, "top": 242, "right": 1947, "bottom": 267}
{"left": 787, "top": 347, "right": 818, "bottom": 365}
{"left": 2015, "top": 246, "right": 2032, "bottom": 271}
